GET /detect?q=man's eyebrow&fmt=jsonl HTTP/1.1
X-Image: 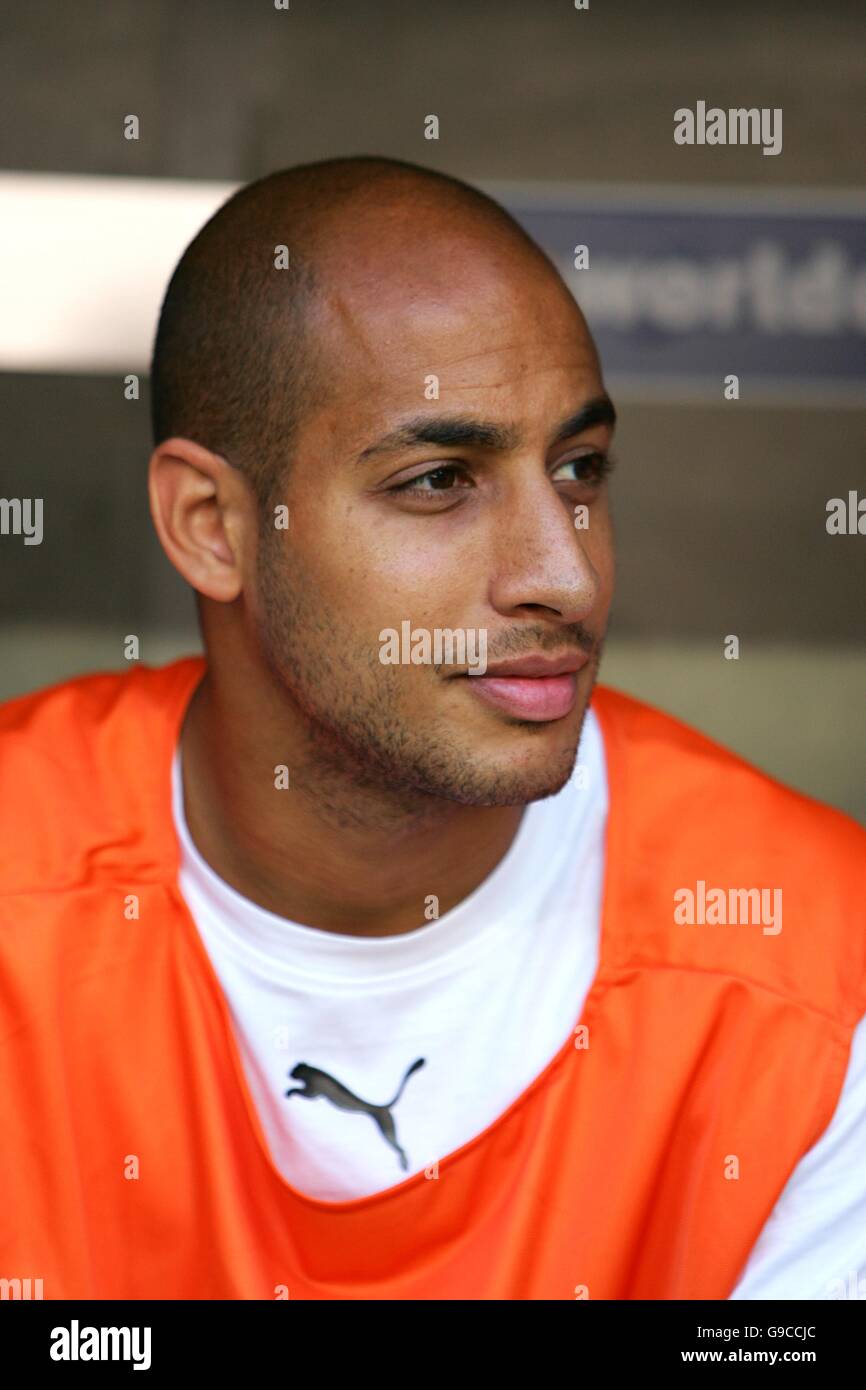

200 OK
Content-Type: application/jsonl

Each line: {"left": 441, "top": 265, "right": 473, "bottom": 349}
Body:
{"left": 356, "top": 416, "right": 519, "bottom": 461}
{"left": 355, "top": 394, "right": 616, "bottom": 463}
{"left": 550, "top": 394, "right": 617, "bottom": 445}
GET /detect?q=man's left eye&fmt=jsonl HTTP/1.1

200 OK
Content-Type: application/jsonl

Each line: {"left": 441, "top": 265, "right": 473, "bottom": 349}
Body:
{"left": 551, "top": 452, "right": 614, "bottom": 485}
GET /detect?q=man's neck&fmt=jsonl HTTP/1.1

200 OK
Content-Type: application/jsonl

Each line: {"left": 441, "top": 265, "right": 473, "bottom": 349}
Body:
{"left": 179, "top": 668, "right": 526, "bottom": 938}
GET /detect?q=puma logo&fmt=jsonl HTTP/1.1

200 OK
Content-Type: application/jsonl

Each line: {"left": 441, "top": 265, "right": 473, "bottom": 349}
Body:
{"left": 285, "top": 1057, "right": 425, "bottom": 1170}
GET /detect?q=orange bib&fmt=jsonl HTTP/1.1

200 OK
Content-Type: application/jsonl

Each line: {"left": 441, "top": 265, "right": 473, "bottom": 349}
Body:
{"left": 1, "top": 657, "right": 864, "bottom": 1298}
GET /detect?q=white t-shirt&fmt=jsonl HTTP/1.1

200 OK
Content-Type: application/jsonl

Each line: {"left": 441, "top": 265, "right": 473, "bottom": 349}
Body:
{"left": 173, "top": 708, "right": 866, "bottom": 1300}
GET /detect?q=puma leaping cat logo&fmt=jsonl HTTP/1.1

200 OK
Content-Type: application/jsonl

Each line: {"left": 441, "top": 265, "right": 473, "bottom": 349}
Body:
{"left": 285, "top": 1057, "right": 426, "bottom": 1170}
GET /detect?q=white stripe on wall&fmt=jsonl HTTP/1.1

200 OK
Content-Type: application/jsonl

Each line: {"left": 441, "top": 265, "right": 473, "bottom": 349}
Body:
{"left": 0, "top": 171, "right": 235, "bottom": 372}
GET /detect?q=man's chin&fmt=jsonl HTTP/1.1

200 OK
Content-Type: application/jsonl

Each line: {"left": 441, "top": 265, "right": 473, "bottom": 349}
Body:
{"left": 416, "top": 689, "right": 592, "bottom": 805}
{"left": 423, "top": 740, "right": 582, "bottom": 808}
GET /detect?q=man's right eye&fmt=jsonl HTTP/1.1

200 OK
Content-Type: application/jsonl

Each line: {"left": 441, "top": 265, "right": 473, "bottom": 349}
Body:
{"left": 391, "top": 464, "right": 467, "bottom": 493}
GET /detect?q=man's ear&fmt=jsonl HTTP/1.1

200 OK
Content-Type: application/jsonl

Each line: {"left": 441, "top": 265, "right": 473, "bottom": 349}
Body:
{"left": 148, "top": 437, "right": 255, "bottom": 602}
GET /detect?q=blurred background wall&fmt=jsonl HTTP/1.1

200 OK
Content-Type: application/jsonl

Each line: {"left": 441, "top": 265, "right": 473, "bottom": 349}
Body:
{"left": 1, "top": 0, "right": 864, "bottom": 821}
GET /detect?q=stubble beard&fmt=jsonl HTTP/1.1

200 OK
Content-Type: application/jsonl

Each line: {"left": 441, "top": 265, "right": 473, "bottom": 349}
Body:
{"left": 254, "top": 530, "right": 600, "bottom": 821}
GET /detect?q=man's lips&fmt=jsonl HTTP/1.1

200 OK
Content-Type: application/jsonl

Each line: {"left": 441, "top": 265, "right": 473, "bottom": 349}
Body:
{"left": 458, "top": 651, "right": 591, "bottom": 722}
{"left": 481, "top": 653, "right": 588, "bottom": 679}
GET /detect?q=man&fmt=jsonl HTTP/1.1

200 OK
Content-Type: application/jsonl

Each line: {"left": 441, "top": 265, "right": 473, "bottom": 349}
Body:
{"left": 1, "top": 156, "right": 864, "bottom": 1301}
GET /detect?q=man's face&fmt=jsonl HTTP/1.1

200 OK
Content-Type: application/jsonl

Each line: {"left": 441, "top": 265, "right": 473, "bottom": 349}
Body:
{"left": 252, "top": 217, "right": 616, "bottom": 807}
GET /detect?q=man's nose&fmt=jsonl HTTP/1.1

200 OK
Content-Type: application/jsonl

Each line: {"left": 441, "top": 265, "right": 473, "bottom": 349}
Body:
{"left": 488, "top": 481, "right": 602, "bottom": 623}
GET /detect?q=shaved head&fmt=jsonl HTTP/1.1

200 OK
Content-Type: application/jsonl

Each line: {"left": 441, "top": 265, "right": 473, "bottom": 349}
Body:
{"left": 150, "top": 152, "right": 613, "bottom": 820}
{"left": 149, "top": 155, "right": 556, "bottom": 517}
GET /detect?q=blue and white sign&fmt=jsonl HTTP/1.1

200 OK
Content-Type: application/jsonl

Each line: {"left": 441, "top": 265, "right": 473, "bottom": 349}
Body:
{"left": 489, "top": 182, "right": 866, "bottom": 404}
